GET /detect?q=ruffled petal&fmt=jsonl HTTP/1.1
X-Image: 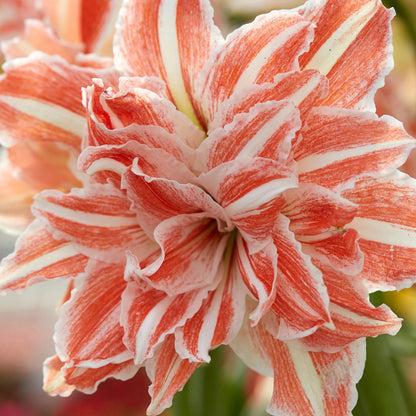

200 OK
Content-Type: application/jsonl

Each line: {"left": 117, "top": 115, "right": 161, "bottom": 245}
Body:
{"left": 302, "top": 263, "right": 401, "bottom": 352}
{"left": 175, "top": 241, "right": 247, "bottom": 362}
{"left": 197, "top": 100, "right": 301, "bottom": 171}
{"left": 83, "top": 79, "right": 204, "bottom": 149}
{"left": 302, "top": 229, "right": 364, "bottom": 276}
{"left": 231, "top": 314, "right": 366, "bottom": 416}
{"left": 0, "top": 219, "right": 88, "bottom": 292}
{"left": 299, "top": 0, "right": 394, "bottom": 111}
{"left": 123, "top": 162, "right": 229, "bottom": 236}
{"left": 0, "top": 53, "right": 120, "bottom": 149}
{"left": 120, "top": 270, "right": 211, "bottom": 364}
{"left": 79, "top": 140, "right": 195, "bottom": 187}
{"left": 342, "top": 172, "right": 416, "bottom": 291}
{"left": 83, "top": 83, "right": 194, "bottom": 166}
{"left": 197, "top": 10, "right": 314, "bottom": 124}
{"left": 146, "top": 336, "right": 200, "bottom": 416}
{"left": 270, "top": 215, "right": 330, "bottom": 339}
{"left": 281, "top": 183, "right": 358, "bottom": 236}
{"left": 54, "top": 261, "right": 132, "bottom": 367}
{"left": 130, "top": 214, "right": 228, "bottom": 295}
{"left": 296, "top": 107, "right": 415, "bottom": 191}
{"left": 236, "top": 234, "right": 278, "bottom": 325}
{"left": 199, "top": 158, "right": 297, "bottom": 247}
{"left": 32, "top": 184, "right": 151, "bottom": 263}
{"left": 281, "top": 183, "right": 363, "bottom": 274}
{"left": 209, "top": 69, "right": 328, "bottom": 132}
{"left": 114, "top": 0, "right": 223, "bottom": 125}
{"left": 43, "top": 355, "right": 138, "bottom": 396}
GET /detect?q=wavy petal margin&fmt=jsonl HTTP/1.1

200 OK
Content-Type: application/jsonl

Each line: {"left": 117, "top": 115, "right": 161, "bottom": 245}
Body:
{"left": 299, "top": 0, "right": 394, "bottom": 111}
{"left": 231, "top": 310, "right": 366, "bottom": 416}
{"left": 343, "top": 172, "right": 416, "bottom": 291}
{"left": 0, "top": 220, "right": 88, "bottom": 293}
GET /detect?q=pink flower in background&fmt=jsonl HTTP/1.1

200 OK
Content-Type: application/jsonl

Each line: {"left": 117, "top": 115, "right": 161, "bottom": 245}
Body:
{"left": 0, "top": 0, "right": 122, "bottom": 234}
{"left": 1, "top": 0, "right": 416, "bottom": 415}
{"left": 0, "top": 0, "right": 41, "bottom": 47}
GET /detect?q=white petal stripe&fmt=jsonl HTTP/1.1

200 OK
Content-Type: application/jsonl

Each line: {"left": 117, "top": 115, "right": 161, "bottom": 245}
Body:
{"left": 236, "top": 104, "right": 299, "bottom": 159}
{"left": 158, "top": 0, "right": 199, "bottom": 124}
{"left": 347, "top": 217, "right": 416, "bottom": 248}
{"left": 0, "top": 96, "right": 86, "bottom": 137}
{"left": 225, "top": 177, "right": 297, "bottom": 217}
{"left": 33, "top": 199, "right": 138, "bottom": 227}
{"left": 297, "top": 139, "right": 414, "bottom": 174}
{"left": 287, "top": 340, "right": 325, "bottom": 415}
{"left": 1, "top": 245, "right": 79, "bottom": 286}
{"left": 232, "top": 21, "right": 310, "bottom": 93}
{"left": 304, "top": 1, "right": 378, "bottom": 75}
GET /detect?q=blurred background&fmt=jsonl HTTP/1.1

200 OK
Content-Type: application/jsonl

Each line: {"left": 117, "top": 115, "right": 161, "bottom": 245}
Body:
{"left": 0, "top": 0, "right": 415, "bottom": 415}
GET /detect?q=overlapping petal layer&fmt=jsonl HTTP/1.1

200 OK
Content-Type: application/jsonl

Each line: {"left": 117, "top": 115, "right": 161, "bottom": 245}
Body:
{"left": 231, "top": 306, "right": 366, "bottom": 416}
{"left": 343, "top": 172, "right": 416, "bottom": 291}
{"left": 0, "top": 54, "right": 120, "bottom": 149}
{"left": 54, "top": 261, "right": 132, "bottom": 367}
{"left": 0, "top": 220, "right": 88, "bottom": 292}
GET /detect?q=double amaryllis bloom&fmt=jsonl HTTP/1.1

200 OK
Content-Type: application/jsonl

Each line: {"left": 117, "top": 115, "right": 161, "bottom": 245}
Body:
{"left": 1, "top": 0, "right": 416, "bottom": 415}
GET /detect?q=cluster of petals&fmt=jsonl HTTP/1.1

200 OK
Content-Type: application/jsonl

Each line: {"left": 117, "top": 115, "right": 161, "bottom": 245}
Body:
{"left": 0, "top": 0, "right": 122, "bottom": 233}
{"left": 1, "top": 0, "right": 416, "bottom": 415}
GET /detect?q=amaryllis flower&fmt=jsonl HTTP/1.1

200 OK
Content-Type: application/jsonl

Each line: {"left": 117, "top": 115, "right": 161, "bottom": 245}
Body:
{"left": 1, "top": 0, "right": 416, "bottom": 415}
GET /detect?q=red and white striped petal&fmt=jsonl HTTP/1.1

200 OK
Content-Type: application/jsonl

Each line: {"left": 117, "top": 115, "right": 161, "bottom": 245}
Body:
{"left": 199, "top": 158, "right": 297, "bottom": 247}
{"left": 175, "top": 241, "right": 247, "bottom": 362}
{"left": 131, "top": 214, "right": 228, "bottom": 296}
{"left": 0, "top": 219, "right": 88, "bottom": 292}
{"left": 83, "top": 79, "right": 204, "bottom": 148}
{"left": 342, "top": 173, "right": 416, "bottom": 291}
{"left": 120, "top": 273, "right": 211, "bottom": 364}
{"left": 281, "top": 183, "right": 358, "bottom": 236}
{"left": 281, "top": 183, "right": 363, "bottom": 273}
{"left": 0, "top": 54, "right": 119, "bottom": 149}
{"left": 231, "top": 315, "right": 366, "bottom": 416}
{"left": 302, "top": 229, "right": 363, "bottom": 276}
{"left": 43, "top": 355, "right": 139, "bottom": 396}
{"left": 54, "top": 261, "right": 132, "bottom": 367}
{"left": 302, "top": 263, "right": 401, "bottom": 352}
{"left": 270, "top": 215, "right": 330, "bottom": 339}
{"left": 114, "top": 0, "right": 223, "bottom": 125}
{"left": 299, "top": 0, "right": 394, "bottom": 111}
{"left": 296, "top": 107, "right": 415, "bottom": 191}
{"left": 123, "top": 164, "right": 229, "bottom": 236}
{"left": 146, "top": 336, "right": 200, "bottom": 416}
{"left": 3, "top": 19, "right": 82, "bottom": 62}
{"left": 209, "top": 69, "right": 328, "bottom": 133}
{"left": 79, "top": 140, "right": 195, "bottom": 187}
{"left": 0, "top": 155, "right": 36, "bottom": 234}
{"left": 236, "top": 234, "right": 278, "bottom": 326}
{"left": 84, "top": 85, "right": 194, "bottom": 166}
{"left": 8, "top": 141, "right": 81, "bottom": 191}
{"left": 197, "top": 10, "right": 314, "bottom": 124}
{"left": 32, "top": 184, "right": 150, "bottom": 263}
{"left": 198, "top": 100, "right": 300, "bottom": 171}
